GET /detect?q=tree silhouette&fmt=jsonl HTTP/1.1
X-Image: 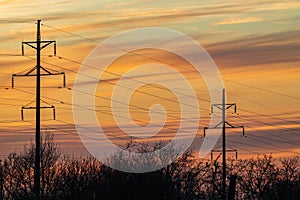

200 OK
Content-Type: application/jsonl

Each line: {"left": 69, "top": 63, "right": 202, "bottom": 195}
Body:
{"left": 1, "top": 133, "right": 299, "bottom": 200}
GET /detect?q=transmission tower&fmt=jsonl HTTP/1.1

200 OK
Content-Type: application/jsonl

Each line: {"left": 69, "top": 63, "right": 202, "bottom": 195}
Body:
{"left": 203, "top": 89, "right": 245, "bottom": 200}
{"left": 11, "top": 20, "right": 65, "bottom": 199}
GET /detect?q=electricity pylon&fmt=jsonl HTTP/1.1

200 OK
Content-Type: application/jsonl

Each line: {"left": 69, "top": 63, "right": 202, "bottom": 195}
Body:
{"left": 203, "top": 89, "right": 245, "bottom": 200}
{"left": 11, "top": 20, "right": 65, "bottom": 199}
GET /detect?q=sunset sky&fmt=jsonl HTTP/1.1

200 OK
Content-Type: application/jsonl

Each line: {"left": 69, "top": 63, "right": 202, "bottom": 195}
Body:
{"left": 0, "top": 0, "right": 299, "bottom": 160}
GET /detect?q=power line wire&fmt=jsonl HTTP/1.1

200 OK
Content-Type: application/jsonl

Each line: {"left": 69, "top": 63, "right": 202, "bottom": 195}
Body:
{"left": 227, "top": 91, "right": 300, "bottom": 118}
{"left": 13, "top": 88, "right": 204, "bottom": 139}
{"left": 228, "top": 115, "right": 298, "bottom": 145}
{"left": 43, "top": 23, "right": 300, "bottom": 100}
{"left": 51, "top": 56, "right": 300, "bottom": 128}
{"left": 237, "top": 113, "right": 300, "bottom": 135}
{"left": 16, "top": 56, "right": 300, "bottom": 149}
{"left": 24, "top": 55, "right": 212, "bottom": 111}
{"left": 227, "top": 138, "right": 299, "bottom": 155}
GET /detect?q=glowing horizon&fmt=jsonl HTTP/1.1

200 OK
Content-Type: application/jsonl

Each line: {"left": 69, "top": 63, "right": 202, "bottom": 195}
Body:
{"left": 0, "top": 0, "right": 299, "bottom": 159}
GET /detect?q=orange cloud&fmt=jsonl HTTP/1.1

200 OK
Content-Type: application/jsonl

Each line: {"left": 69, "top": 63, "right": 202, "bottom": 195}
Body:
{"left": 213, "top": 17, "right": 262, "bottom": 26}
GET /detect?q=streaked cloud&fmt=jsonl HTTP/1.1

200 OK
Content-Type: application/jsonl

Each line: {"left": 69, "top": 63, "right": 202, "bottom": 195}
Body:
{"left": 206, "top": 30, "right": 300, "bottom": 68}
{"left": 213, "top": 17, "right": 262, "bottom": 26}
{"left": 251, "top": 1, "right": 300, "bottom": 12}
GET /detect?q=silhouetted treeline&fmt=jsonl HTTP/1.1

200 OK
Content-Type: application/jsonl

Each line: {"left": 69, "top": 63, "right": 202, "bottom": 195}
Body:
{"left": 0, "top": 133, "right": 299, "bottom": 200}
